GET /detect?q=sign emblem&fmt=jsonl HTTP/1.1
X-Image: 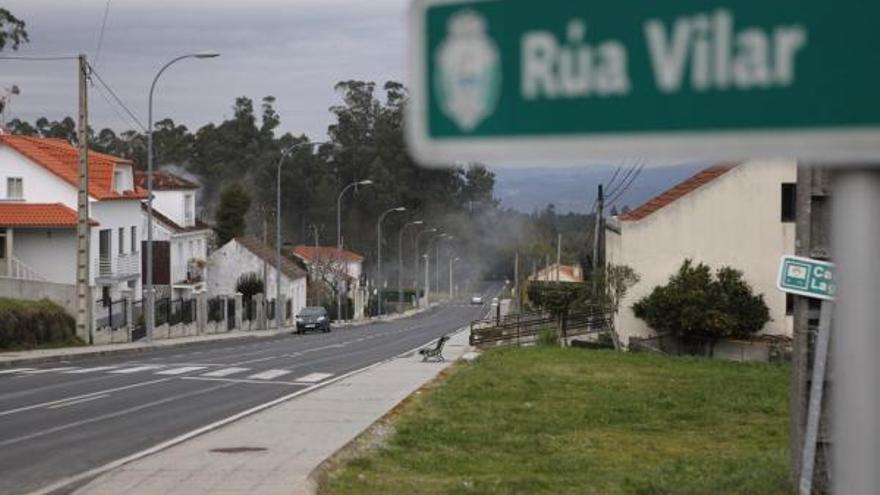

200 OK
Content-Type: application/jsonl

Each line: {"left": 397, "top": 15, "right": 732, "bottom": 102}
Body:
{"left": 433, "top": 10, "right": 501, "bottom": 132}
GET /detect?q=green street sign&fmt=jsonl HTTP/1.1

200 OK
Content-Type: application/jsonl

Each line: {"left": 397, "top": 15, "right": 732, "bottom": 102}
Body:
{"left": 407, "top": 0, "right": 880, "bottom": 165}
{"left": 777, "top": 255, "right": 835, "bottom": 301}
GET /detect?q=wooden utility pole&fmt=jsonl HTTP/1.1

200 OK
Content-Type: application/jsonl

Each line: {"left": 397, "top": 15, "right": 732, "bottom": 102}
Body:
{"left": 75, "top": 54, "right": 91, "bottom": 343}
{"left": 592, "top": 184, "right": 604, "bottom": 295}
{"left": 556, "top": 233, "right": 561, "bottom": 281}
{"left": 514, "top": 251, "right": 519, "bottom": 311}
{"left": 791, "top": 165, "right": 832, "bottom": 493}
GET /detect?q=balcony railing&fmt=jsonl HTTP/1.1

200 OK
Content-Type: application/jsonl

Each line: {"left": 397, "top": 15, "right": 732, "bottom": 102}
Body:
{"left": 0, "top": 257, "right": 47, "bottom": 281}
{"left": 94, "top": 253, "right": 139, "bottom": 278}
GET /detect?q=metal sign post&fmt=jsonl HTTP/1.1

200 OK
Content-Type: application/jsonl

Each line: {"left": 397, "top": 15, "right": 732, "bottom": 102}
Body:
{"left": 777, "top": 255, "right": 835, "bottom": 495}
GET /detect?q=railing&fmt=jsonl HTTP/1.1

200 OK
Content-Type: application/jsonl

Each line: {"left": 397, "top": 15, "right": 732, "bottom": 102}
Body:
{"left": 469, "top": 308, "right": 613, "bottom": 347}
{"left": 0, "top": 257, "right": 47, "bottom": 281}
{"left": 94, "top": 253, "right": 139, "bottom": 278}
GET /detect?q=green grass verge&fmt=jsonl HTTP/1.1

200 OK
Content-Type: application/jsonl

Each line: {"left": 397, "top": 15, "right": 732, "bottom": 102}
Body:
{"left": 319, "top": 347, "right": 792, "bottom": 495}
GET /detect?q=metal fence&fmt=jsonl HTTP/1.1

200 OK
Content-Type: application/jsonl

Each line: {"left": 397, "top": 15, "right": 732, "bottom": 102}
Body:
{"left": 95, "top": 298, "right": 127, "bottom": 330}
{"left": 208, "top": 297, "right": 224, "bottom": 322}
{"left": 469, "top": 308, "right": 612, "bottom": 347}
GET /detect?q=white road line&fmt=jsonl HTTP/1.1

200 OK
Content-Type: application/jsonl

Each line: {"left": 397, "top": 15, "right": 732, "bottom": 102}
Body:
{"left": 0, "top": 378, "right": 171, "bottom": 417}
{"left": 48, "top": 394, "right": 110, "bottom": 409}
{"left": 20, "top": 367, "right": 78, "bottom": 374}
{"left": 183, "top": 377, "right": 304, "bottom": 386}
{"left": 0, "top": 368, "right": 34, "bottom": 375}
{"left": 199, "top": 367, "right": 249, "bottom": 378}
{"left": 247, "top": 369, "right": 291, "bottom": 380}
{"left": 109, "top": 365, "right": 164, "bottom": 374}
{"left": 294, "top": 372, "right": 333, "bottom": 383}
{"left": 63, "top": 366, "right": 120, "bottom": 374}
{"left": 156, "top": 366, "right": 208, "bottom": 376}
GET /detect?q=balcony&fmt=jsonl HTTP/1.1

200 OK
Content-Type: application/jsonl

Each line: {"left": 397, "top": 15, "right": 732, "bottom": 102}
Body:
{"left": 94, "top": 253, "right": 140, "bottom": 280}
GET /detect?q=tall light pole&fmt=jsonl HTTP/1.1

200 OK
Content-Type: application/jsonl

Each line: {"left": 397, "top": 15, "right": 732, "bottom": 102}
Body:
{"left": 276, "top": 141, "right": 328, "bottom": 329}
{"left": 424, "top": 233, "right": 447, "bottom": 306}
{"left": 336, "top": 179, "right": 372, "bottom": 321}
{"left": 449, "top": 256, "right": 460, "bottom": 300}
{"left": 376, "top": 206, "right": 406, "bottom": 316}
{"left": 414, "top": 227, "right": 437, "bottom": 307}
{"left": 398, "top": 220, "right": 423, "bottom": 306}
{"left": 146, "top": 51, "right": 219, "bottom": 342}
{"left": 435, "top": 235, "right": 453, "bottom": 297}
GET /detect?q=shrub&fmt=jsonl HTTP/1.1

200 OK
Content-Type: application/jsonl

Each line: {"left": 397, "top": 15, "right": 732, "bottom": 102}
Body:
{"left": 536, "top": 326, "right": 559, "bottom": 346}
{"left": 235, "top": 272, "right": 264, "bottom": 299}
{"left": 632, "top": 260, "right": 770, "bottom": 356}
{"left": 0, "top": 298, "right": 80, "bottom": 350}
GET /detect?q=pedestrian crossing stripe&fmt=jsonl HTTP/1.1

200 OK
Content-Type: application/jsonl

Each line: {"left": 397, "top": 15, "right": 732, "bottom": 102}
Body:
{"left": 64, "top": 366, "right": 119, "bottom": 374}
{"left": 295, "top": 372, "right": 333, "bottom": 383}
{"left": 109, "top": 365, "right": 164, "bottom": 374}
{"left": 156, "top": 366, "right": 208, "bottom": 376}
{"left": 247, "top": 369, "right": 292, "bottom": 380}
{"left": 0, "top": 365, "right": 335, "bottom": 384}
{"left": 200, "top": 367, "right": 249, "bottom": 378}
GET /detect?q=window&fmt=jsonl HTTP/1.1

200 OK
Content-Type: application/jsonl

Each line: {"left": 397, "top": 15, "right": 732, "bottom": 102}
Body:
{"left": 131, "top": 226, "right": 138, "bottom": 253}
{"left": 0, "top": 228, "right": 6, "bottom": 259}
{"left": 114, "top": 170, "right": 124, "bottom": 193}
{"left": 786, "top": 294, "right": 794, "bottom": 316}
{"left": 118, "top": 227, "right": 125, "bottom": 254}
{"left": 781, "top": 183, "right": 796, "bottom": 222}
{"left": 184, "top": 193, "right": 194, "bottom": 225}
{"left": 6, "top": 177, "right": 23, "bottom": 199}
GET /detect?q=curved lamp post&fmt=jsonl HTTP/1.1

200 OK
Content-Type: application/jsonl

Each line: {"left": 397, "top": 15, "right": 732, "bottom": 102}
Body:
{"left": 335, "top": 179, "right": 372, "bottom": 320}
{"left": 146, "top": 51, "right": 219, "bottom": 342}
{"left": 424, "top": 233, "right": 448, "bottom": 306}
{"left": 435, "top": 235, "right": 454, "bottom": 296}
{"left": 376, "top": 206, "right": 406, "bottom": 316}
{"left": 398, "top": 220, "right": 423, "bottom": 305}
{"left": 275, "top": 141, "right": 328, "bottom": 328}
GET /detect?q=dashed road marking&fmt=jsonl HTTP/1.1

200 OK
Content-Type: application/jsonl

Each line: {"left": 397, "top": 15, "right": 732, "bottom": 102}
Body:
{"left": 21, "top": 367, "right": 78, "bottom": 374}
{"left": 0, "top": 368, "right": 35, "bottom": 375}
{"left": 295, "top": 372, "right": 333, "bottom": 383}
{"left": 200, "top": 367, "right": 249, "bottom": 378}
{"left": 248, "top": 369, "right": 292, "bottom": 380}
{"left": 156, "top": 366, "right": 208, "bottom": 376}
{"left": 109, "top": 365, "right": 164, "bottom": 374}
{"left": 48, "top": 394, "right": 110, "bottom": 409}
{"left": 64, "top": 366, "right": 120, "bottom": 374}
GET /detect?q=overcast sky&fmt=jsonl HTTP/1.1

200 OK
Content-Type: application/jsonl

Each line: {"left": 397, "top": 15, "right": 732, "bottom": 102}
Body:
{"left": 1, "top": 0, "right": 409, "bottom": 139}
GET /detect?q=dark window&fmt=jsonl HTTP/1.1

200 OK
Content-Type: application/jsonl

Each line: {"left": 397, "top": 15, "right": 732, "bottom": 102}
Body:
{"left": 102, "top": 287, "right": 111, "bottom": 307}
{"left": 781, "top": 183, "right": 796, "bottom": 222}
{"left": 786, "top": 293, "right": 794, "bottom": 315}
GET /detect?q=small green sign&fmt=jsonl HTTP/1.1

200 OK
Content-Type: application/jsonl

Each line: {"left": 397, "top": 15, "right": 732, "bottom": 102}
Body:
{"left": 407, "top": 0, "right": 880, "bottom": 165}
{"left": 777, "top": 255, "right": 835, "bottom": 301}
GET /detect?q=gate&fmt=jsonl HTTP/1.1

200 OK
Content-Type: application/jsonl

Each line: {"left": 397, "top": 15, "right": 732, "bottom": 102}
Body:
{"left": 226, "top": 297, "right": 236, "bottom": 330}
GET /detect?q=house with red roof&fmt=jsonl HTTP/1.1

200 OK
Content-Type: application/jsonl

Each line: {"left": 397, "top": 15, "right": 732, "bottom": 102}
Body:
{"left": 289, "top": 245, "right": 366, "bottom": 319}
{"left": 135, "top": 170, "right": 212, "bottom": 298}
{"left": 605, "top": 159, "right": 797, "bottom": 347}
{"left": 0, "top": 134, "right": 147, "bottom": 312}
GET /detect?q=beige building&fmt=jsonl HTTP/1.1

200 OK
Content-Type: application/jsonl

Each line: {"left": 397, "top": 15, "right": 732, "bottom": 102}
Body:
{"left": 605, "top": 160, "right": 797, "bottom": 347}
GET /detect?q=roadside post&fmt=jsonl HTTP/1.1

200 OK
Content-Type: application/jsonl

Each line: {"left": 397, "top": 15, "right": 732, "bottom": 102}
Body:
{"left": 777, "top": 255, "right": 834, "bottom": 495}
{"left": 408, "top": 3, "right": 880, "bottom": 493}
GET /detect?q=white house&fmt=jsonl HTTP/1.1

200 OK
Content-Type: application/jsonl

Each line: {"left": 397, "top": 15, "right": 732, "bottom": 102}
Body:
{"left": 0, "top": 134, "right": 146, "bottom": 305}
{"left": 605, "top": 160, "right": 797, "bottom": 347}
{"left": 135, "top": 171, "right": 211, "bottom": 299}
{"left": 207, "top": 236, "right": 308, "bottom": 319}
{"left": 289, "top": 245, "right": 366, "bottom": 318}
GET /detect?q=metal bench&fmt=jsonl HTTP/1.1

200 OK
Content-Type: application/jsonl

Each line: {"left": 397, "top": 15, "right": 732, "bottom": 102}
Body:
{"left": 419, "top": 335, "right": 450, "bottom": 362}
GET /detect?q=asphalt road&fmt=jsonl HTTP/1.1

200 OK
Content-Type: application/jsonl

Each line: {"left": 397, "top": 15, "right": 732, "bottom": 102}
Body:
{"left": 0, "top": 291, "right": 494, "bottom": 495}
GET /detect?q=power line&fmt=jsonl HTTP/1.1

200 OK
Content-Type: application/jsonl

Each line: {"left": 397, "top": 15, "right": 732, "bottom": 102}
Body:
{"left": 94, "top": 0, "right": 113, "bottom": 67}
{"left": 91, "top": 77, "right": 140, "bottom": 132}
{"left": 605, "top": 163, "right": 637, "bottom": 199}
{"left": 86, "top": 63, "right": 145, "bottom": 131}
{"left": 606, "top": 162, "right": 645, "bottom": 208}
{"left": 603, "top": 165, "right": 622, "bottom": 193}
{"left": 0, "top": 55, "right": 78, "bottom": 61}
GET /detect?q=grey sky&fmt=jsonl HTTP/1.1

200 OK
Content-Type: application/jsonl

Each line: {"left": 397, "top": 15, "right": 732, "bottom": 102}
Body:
{"left": 1, "top": 0, "right": 409, "bottom": 139}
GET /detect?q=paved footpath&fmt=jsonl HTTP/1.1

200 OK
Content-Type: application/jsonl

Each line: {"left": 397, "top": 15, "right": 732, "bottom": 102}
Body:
{"left": 73, "top": 329, "right": 472, "bottom": 495}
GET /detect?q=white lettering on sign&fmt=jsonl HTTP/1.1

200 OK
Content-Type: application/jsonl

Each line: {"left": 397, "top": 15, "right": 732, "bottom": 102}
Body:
{"left": 644, "top": 9, "right": 807, "bottom": 93}
{"left": 522, "top": 20, "right": 631, "bottom": 100}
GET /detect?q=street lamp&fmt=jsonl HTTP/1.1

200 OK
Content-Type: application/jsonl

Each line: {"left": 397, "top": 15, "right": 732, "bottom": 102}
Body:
{"left": 449, "top": 256, "right": 461, "bottom": 300}
{"left": 424, "top": 233, "right": 448, "bottom": 306}
{"left": 146, "top": 51, "right": 219, "bottom": 342}
{"left": 335, "top": 179, "right": 372, "bottom": 321}
{"left": 377, "top": 206, "right": 406, "bottom": 316}
{"left": 276, "top": 141, "right": 328, "bottom": 329}
{"left": 398, "top": 220, "right": 423, "bottom": 306}
{"left": 414, "top": 227, "right": 437, "bottom": 307}
{"left": 435, "top": 235, "right": 454, "bottom": 297}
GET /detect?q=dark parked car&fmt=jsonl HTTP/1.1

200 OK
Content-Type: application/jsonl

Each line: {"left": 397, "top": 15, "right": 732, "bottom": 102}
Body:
{"left": 295, "top": 306, "right": 331, "bottom": 333}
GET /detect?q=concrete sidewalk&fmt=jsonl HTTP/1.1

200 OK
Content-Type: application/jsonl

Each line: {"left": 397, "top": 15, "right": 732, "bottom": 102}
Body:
{"left": 0, "top": 305, "right": 438, "bottom": 368}
{"left": 71, "top": 328, "right": 471, "bottom": 495}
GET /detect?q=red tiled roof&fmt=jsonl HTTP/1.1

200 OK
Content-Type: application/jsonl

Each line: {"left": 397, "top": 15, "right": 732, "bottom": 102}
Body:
{"left": 619, "top": 163, "right": 739, "bottom": 222}
{"left": 290, "top": 245, "right": 364, "bottom": 263}
{"left": 235, "top": 237, "right": 308, "bottom": 280}
{"left": 0, "top": 202, "right": 98, "bottom": 227}
{"left": 0, "top": 135, "right": 148, "bottom": 200}
{"left": 134, "top": 170, "right": 198, "bottom": 191}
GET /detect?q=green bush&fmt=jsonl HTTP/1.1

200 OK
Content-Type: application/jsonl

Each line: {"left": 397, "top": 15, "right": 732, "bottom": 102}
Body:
{"left": 633, "top": 260, "right": 771, "bottom": 356}
{"left": 0, "top": 298, "right": 80, "bottom": 350}
{"left": 536, "top": 326, "right": 559, "bottom": 346}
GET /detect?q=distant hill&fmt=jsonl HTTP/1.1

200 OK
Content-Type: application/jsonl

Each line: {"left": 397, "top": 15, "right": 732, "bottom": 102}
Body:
{"left": 492, "top": 163, "right": 707, "bottom": 214}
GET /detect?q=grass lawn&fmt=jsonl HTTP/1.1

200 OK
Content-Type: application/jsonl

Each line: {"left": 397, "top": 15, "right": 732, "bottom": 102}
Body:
{"left": 319, "top": 347, "right": 792, "bottom": 495}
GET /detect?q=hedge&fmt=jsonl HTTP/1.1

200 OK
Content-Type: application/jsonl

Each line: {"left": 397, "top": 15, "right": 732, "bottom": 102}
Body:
{"left": 0, "top": 298, "right": 81, "bottom": 350}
